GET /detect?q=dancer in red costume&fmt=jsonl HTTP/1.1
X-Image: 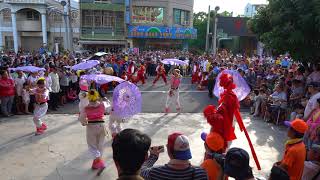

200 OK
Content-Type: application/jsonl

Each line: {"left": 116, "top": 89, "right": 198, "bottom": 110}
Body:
{"left": 203, "top": 73, "right": 261, "bottom": 170}
{"left": 127, "top": 62, "right": 135, "bottom": 81}
{"left": 191, "top": 62, "right": 200, "bottom": 84}
{"left": 153, "top": 63, "right": 167, "bottom": 86}
{"left": 136, "top": 63, "right": 146, "bottom": 85}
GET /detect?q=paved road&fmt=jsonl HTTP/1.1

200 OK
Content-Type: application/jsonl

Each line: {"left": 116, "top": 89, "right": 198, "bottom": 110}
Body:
{"left": 0, "top": 77, "right": 288, "bottom": 180}
{"left": 52, "top": 77, "right": 215, "bottom": 114}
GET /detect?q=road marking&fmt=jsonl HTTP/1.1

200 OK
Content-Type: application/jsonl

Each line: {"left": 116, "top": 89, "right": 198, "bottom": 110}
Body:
{"left": 108, "top": 90, "right": 208, "bottom": 93}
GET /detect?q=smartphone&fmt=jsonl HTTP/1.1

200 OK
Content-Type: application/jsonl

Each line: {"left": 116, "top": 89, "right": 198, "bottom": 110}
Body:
{"left": 151, "top": 145, "right": 165, "bottom": 153}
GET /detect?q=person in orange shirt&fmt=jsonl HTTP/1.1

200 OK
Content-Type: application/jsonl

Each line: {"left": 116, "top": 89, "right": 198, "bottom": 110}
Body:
{"left": 153, "top": 63, "right": 167, "bottom": 86}
{"left": 200, "top": 132, "right": 224, "bottom": 180}
{"left": 275, "top": 119, "right": 308, "bottom": 180}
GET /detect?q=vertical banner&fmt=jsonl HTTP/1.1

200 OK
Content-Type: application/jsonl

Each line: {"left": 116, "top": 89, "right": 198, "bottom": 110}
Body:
{"left": 125, "top": 0, "right": 131, "bottom": 24}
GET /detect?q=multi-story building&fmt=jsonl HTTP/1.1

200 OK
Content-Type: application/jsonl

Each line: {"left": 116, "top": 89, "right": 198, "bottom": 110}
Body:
{"left": 128, "top": 0, "right": 197, "bottom": 49}
{"left": 79, "top": 0, "right": 197, "bottom": 52}
{"left": 244, "top": 3, "right": 266, "bottom": 18}
{"left": 0, "top": 0, "right": 80, "bottom": 53}
{"left": 79, "top": 0, "right": 127, "bottom": 52}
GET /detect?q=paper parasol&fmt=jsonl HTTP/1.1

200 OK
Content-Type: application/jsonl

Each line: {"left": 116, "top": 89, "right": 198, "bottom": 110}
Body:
{"left": 112, "top": 81, "right": 142, "bottom": 118}
{"left": 71, "top": 60, "right": 100, "bottom": 71}
{"left": 94, "top": 52, "right": 109, "bottom": 56}
{"left": 162, "top": 58, "right": 188, "bottom": 65}
{"left": 80, "top": 74, "right": 124, "bottom": 84}
{"left": 214, "top": 70, "right": 251, "bottom": 101}
{"left": 14, "top": 66, "right": 45, "bottom": 72}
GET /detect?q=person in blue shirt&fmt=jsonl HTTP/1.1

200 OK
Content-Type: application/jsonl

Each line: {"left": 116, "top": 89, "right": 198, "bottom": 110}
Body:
{"left": 281, "top": 57, "right": 290, "bottom": 68}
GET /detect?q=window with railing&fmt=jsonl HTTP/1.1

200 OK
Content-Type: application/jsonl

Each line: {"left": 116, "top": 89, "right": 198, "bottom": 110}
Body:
{"left": 2, "top": 9, "right": 11, "bottom": 22}
{"left": 82, "top": 10, "right": 123, "bottom": 28}
{"left": 26, "top": 10, "right": 40, "bottom": 21}
{"left": 173, "top": 9, "right": 190, "bottom": 26}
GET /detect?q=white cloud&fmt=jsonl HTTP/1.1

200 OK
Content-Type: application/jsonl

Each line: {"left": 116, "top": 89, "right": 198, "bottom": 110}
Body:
{"left": 193, "top": 0, "right": 268, "bottom": 16}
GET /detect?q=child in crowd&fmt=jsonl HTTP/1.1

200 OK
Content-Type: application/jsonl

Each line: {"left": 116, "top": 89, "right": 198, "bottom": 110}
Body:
{"left": 33, "top": 78, "right": 49, "bottom": 135}
{"left": 22, "top": 83, "right": 31, "bottom": 114}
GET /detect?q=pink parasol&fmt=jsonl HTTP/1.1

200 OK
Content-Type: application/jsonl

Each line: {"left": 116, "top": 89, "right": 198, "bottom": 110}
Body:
{"left": 80, "top": 74, "right": 124, "bottom": 84}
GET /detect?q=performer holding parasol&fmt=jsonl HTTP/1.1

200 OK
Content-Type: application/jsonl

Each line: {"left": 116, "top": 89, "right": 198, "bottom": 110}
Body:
{"left": 202, "top": 70, "right": 261, "bottom": 170}
{"left": 79, "top": 89, "right": 107, "bottom": 176}
{"left": 165, "top": 69, "right": 182, "bottom": 114}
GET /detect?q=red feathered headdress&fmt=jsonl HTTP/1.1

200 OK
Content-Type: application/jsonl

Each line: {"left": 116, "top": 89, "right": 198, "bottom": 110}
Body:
{"left": 219, "top": 73, "right": 236, "bottom": 90}
{"left": 203, "top": 105, "right": 217, "bottom": 119}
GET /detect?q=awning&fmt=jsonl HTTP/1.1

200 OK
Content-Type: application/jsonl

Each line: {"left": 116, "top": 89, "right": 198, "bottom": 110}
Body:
{"left": 79, "top": 40, "right": 127, "bottom": 45}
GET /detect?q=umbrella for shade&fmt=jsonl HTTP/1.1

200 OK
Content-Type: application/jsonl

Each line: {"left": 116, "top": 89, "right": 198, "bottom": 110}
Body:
{"left": 113, "top": 81, "right": 142, "bottom": 118}
{"left": 14, "top": 66, "right": 45, "bottom": 73}
{"left": 95, "top": 52, "right": 109, "bottom": 56}
{"left": 80, "top": 74, "right": 124, "bottom": 84}
{"left": 213, "top": 70, "right": 251, "bottom": 101}
{"left": 162, "top": 58, "right": 188, "bottom": 65}
{"left": 71, "top": 60, "right": 100, "bottom": 71}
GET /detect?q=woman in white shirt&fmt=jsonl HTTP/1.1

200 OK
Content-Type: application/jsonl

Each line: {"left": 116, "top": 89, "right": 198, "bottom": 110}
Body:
{"left": 14, "top": 71, "right": 26, "bottom": 114}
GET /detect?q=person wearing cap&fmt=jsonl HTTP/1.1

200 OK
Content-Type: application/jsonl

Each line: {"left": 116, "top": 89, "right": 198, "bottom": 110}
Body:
{"left": 302, "top": 143, "right": 320, "bottom": 180}
{"left": 140, "top": 132, "right": 208, "bottom": 180}
{"left": 200, "top": 132, "right": 224, "bottom": 180}
{"left": 112, "top": 129, "right": 151, "bottom": 180}
{"left": 224, "top": 147, "right": 255, "bottom": 180}
{"left": 275, "top": 119, "right": 308, "bottom": 180}
{"left": 304, "top": 82, "right": 320, "bottom": 120}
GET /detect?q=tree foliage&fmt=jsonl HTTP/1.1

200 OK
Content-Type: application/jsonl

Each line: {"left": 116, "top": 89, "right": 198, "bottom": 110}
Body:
{"left": 189, "top": 11, "right": 233, "bottom": 52}
{"left": 249, "top": 0, "right": 320, "bottom": 63}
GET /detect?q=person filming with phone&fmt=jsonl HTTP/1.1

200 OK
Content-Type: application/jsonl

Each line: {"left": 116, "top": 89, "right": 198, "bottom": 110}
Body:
{"left": 140, "top": 132, "right": 208, "bottom": 180}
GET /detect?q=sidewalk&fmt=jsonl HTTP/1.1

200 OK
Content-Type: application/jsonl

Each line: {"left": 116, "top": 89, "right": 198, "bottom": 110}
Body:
{"left": 0, "top": 113, "right": 286, "bottom": 180}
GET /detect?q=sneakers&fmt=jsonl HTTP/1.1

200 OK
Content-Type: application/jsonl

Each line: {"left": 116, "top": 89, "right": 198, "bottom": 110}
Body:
{"left": 92, "top": 158, "right": 105, "bottom": 170}
{"left": 41, "top": 123, "right": 47, "bottom": 131}
{"left": 176, "top": 108, "right": 181, "bottom": 113}
{"left": 35, "top": 128, "right": 44, "bottom": 135}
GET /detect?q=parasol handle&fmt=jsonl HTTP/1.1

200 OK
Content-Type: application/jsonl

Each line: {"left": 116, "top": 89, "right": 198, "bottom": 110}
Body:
{"left": 235, "top": 110, "right": 261, "bottom": 170}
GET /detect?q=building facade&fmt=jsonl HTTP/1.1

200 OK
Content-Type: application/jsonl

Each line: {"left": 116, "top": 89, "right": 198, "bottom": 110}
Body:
{"left": 79, "top": 0, "right": 197, "bottom": 52}
{"left": 128, "top": 0, "right": 196, "bottom": 50}
{"left": 0, "top": 0, "right": 80, "bottom": 53}
{"left": 79, "top": 0, "right": 127, "bottom": 52}
{"left": 244, "top": 3, "right": 266, "bottom": 18}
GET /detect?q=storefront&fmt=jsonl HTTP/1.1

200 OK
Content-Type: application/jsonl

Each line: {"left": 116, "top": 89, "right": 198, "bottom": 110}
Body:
{"left": 127, "top": 25, "right": 197, "bottom": 50}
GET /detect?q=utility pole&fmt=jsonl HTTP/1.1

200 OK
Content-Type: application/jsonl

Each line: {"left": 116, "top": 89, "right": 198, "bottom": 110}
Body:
{"left": 67, "top": 0, "right": 73, "bottom": 52}
{"left": 212, "top": 6, "right": 220, "bottom": 56}
{"left": 205, "top": 6, "right": 210, "bottom": 52}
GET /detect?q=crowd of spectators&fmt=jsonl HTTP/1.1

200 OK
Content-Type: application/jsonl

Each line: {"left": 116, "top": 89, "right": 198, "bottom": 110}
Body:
{"left": 0, "top": 48, "right": 320, "bottom": 179}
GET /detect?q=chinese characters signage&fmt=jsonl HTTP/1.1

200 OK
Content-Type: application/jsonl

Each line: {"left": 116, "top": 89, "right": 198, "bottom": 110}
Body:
{"left": 132, "top": 6, "right": 164, "bottom": 24}
{"left": 128, "top": 26, "right": 197, "bottom": 39}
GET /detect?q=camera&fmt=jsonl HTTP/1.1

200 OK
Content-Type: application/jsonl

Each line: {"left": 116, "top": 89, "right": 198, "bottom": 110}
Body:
{"left": 209, "top": 152, "right": 225, "bottom": 168}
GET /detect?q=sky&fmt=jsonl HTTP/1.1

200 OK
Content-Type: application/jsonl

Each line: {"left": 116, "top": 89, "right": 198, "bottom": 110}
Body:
{"left": 193, "top": 0, "right": 268, "bottom": 16}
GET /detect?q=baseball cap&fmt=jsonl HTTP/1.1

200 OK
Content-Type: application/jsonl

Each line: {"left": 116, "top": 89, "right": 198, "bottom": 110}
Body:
{"left": 307, "top": 82, "right": 320, "bottom": 88}
{"left": 201, "top": 132, "right": 224, "bottom": 152}
{"left": 167, "top": 133, "right": 192, "bottom": 160}
{"left": 224, "top": 148, "right": 250, "bottom": 179}
{"left": 284, "top": 119, "right": 308, "bottom": 134}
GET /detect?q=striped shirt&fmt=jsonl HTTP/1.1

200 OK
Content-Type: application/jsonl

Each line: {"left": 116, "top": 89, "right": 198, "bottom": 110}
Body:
{"left": 141, "top": 154, "right": 208, "bottom": 180}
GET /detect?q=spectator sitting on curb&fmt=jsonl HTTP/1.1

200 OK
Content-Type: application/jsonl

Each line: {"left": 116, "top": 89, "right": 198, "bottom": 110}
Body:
{"left": 223, "top": 147, "right": 255, "bottom": 180}
{"left": 275, "top": 119, "right": 308, "bottom": 180}
{"left": 112, "top": 129, "right": 151, "bottom": 180}
{"left": 302, "top": 143, "right": 320, "bottom": 180}
{"left": 200, "top": 132, "right": 224, "bottom": 180}
{"left": 141, "top": 132, "right": 208, "bottom": 180}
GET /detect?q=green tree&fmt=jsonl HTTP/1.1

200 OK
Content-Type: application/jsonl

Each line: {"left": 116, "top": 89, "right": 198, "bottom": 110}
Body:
{"left": 249, "top": 0, "right": 320, "bottom": 63}
{"left": 189, "top": 12, "right": 208, "bottom": 52}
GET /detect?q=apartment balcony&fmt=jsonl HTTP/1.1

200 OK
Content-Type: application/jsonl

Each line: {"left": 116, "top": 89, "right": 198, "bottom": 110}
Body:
{"left": 17, "top": 20, "right": 42, "bottom": 31}
{"left": 80, "top": 27, "right": 125, "bottom": 40}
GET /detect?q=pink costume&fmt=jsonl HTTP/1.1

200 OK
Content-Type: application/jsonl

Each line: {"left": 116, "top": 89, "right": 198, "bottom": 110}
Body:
{"left": 33, "top": 88, "right": 49, "bottom": 135}
{"left": 165, "top": 75, "right": 181, "bottom": 113}
{"left": 79, "top": 101, "right": 107, "bottom": 168}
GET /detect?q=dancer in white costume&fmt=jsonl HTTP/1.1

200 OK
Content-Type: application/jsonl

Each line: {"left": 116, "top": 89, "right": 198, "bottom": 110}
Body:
{"left": 33, "top": 78, "right": 49, "bottom": 135}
